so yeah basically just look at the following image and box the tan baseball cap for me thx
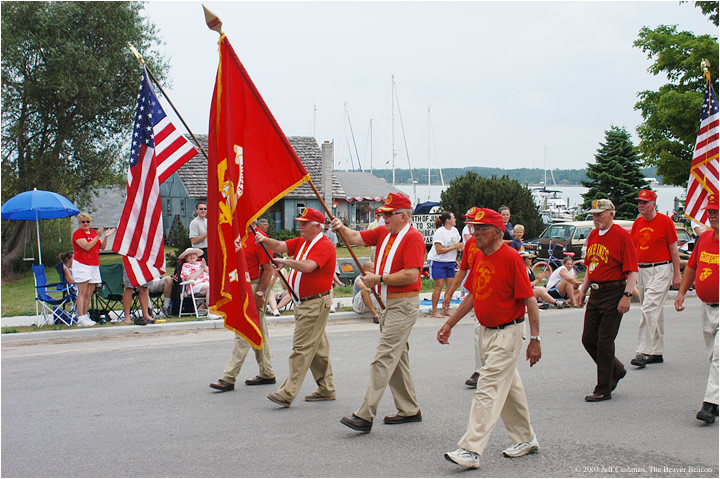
[588,199,615,213]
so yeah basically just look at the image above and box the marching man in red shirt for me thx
[630,189,682,369]
[256,208,336,407]
[437,208,542,469]
[577,199,638,402]
[332,193,426,433]
[675,194,719,423]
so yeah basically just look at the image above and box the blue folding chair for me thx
[32,264,76,327]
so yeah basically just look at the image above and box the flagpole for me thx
[306,179,386,310]
[249,224,300,303]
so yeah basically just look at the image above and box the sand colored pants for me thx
[458,321,535,455]
[702,303,719,405]
[222,280,274,384]
[275,295,335,403]
[474,321,483,372]
[355,295,420,420]
[636,263,673,356]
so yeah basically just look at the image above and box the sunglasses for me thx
[80,220,91,224]
[198,207,207,211]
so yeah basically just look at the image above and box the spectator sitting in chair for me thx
[121,268,174,325]
[352,262,381,324]
[58,251,77,295]
[179,247,210,309]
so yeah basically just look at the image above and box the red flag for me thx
[208,35,310,347]
[113,67,198,286]
[685,79,719,226]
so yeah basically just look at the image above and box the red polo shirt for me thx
[360,225,425,293]
[631,212,678,264]
[285,234,336,298]
[245,229,271,281]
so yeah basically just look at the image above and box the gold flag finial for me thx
[203,4,223,35]
[701,59,711,82]
[128,43,145,65]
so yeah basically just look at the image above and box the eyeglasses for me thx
[198,207,207,211]
[80,220,91,224]
[382,211,404,217]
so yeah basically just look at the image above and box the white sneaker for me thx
[502,437,539,457]
[273,310,280,316]
[554,300,566,309]
[444,448,480,468]
[330,307,336,313]
[76,315,95,327]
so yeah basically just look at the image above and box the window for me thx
[166,198,172,214]
[180,199,186,216]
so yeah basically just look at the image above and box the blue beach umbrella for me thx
[1,188,80,264]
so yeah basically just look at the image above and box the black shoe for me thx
[585,393,611,402]
[610,369,626,392]
[209,379,235,392]
[372,316,379,324]
[538,302,550,310]
[384,410,422,424]
[644,354,664,364]
[465,372,479,387]
[340,414,373,433]
[134,318,148,326]
[697,402,717,423]
[245,376,276,385]
[630,354,647,368]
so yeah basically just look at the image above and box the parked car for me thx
[539,220,634,261]
[675,225,692,247]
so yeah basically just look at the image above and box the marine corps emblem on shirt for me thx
[638,227,653,251]
[471,259,495,300]
[699,267,713,282]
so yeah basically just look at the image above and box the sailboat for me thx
[531,147,574,223]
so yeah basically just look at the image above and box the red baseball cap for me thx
[463,206,480,218]
[706,194,719,210]
[466,208,505,231]
[377,192,412,212]
[635,189,657,201]
[294,207,325,223]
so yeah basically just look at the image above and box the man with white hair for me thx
[256,208,336,408]
[630,189,681,369]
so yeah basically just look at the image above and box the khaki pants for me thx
[636,263,673,355]
[458,321,534,455]
[275,295,335,403]
[473,322,483,372]
[221,280,274,384]
[356,296,420,420]
[702,303,719,404]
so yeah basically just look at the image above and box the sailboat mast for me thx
[427,106,431,199]
[369,118,373,174]
[391,74,396,186]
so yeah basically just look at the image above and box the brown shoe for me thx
[209,379,235,392]
[383,410,422,424]
[304,391,336,402]
[340,414,372,433]
[465,372,479,387]
[267,392,291,408]
[584,393,611,402]
[245,376,276,386]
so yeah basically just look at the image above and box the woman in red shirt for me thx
[72,213,115,326]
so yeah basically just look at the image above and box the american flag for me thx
[113,67,198,287]
[685,80,719,226]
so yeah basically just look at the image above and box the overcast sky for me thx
[142,1,717,174]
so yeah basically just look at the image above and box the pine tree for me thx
[581,126,648,220]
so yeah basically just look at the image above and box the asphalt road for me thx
[2,300,718,477]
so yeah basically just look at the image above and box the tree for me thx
[581,126,648,220]
[1,2,167,274]
[633,2,719,185]
[440,173,545,239]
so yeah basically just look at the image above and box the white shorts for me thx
[188,280,209,295]
[72,259,101,284]
[352,291,380,314]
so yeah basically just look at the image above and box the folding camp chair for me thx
[129,276,166,319]
[90,263,127,323]
[32,264,76,327]
[179,279,207,318]
[55,262,78,298]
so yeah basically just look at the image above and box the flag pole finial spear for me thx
[128,43,145,65]
[203,4,224,35]
[702,59,711,83]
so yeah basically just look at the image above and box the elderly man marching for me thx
[209,221,276,392]
[255,208,336,407]
[630,189,682,369]
[331,192,426,433]
[675,194,719,424]
[577,199,638,402]
[437,208,541,469]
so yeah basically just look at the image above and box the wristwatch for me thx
[530,335,541,342]
[379,275,384,284]
[256,291,264,297]
[623,292,632,297]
